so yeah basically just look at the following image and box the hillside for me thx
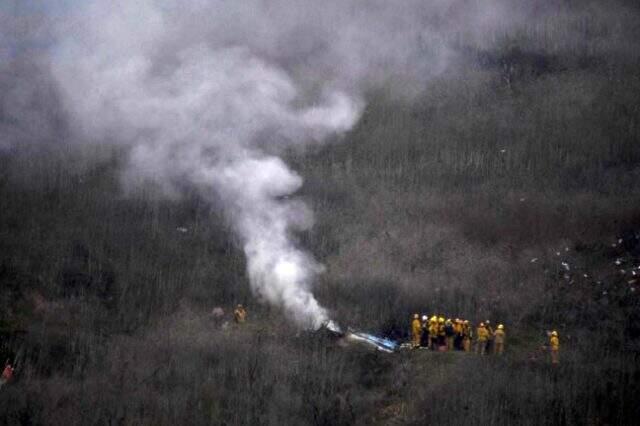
[2,1,640,424]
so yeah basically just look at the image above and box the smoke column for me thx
[50,1,365,328]
[44,0,511,328]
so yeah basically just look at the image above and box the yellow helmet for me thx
[430,316,437,322]
[497,324,504,330]
[551,331,558,337]
[463,320,469,324]
[438,317,445,323]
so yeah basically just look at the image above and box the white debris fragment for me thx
[612,243,617,247]
[177,227,188,233]
[602,291,608,295]
[618,238,623,243]
[620,270,626,274]
[615,259,622,265]
[565,247,569,252]
[500,149,507,153]
[561,262,570,271]
[556,252,561,256]
[530,258,538,263]
[583,274,588,278]
[519,198,526,202]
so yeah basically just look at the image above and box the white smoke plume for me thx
[43,0,511,328]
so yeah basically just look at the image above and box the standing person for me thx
[437,317,446,350]
[234,304,247,324]
[0,360,14,390]
[444,319,455,351]
[462,320,472,352]
[428,316,438,350]
[493,324,506,355]
[420,315,430,348]
[549,331,560,364]
[411,314,422,348]
[475,323,489,355]
[453,319,463,350]
[485,320,494,354]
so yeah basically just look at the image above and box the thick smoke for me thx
[9,0,527,328]
[51,1,369,329]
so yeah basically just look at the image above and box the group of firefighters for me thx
[410,314,561,363]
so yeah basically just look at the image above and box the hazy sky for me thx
[0,0,78,15]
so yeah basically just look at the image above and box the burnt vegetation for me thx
[2,2,640,425]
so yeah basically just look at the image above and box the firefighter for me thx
[462,320,472,352]
[411,314,422,348]
[444,319,455,351]
[233,304,247,324]
[493,324,506,355]
[437,317,446,349]
[453,318,464,350]
[428,316,439,350]
[549,331,560,364]
[420,315,430,347]
[475,322,489,355]
[485,320,494,354]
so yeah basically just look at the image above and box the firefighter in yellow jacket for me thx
[411,314,422,348]
[233,304,247,323]
[437,317,446,349]
[475,322,489,355]
[493,324,506,355]
[428,316,438,350]
[462,320,472,352]
[549,331,560,364]
[453,319,463,350]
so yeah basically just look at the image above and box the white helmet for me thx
[422,315,428,321]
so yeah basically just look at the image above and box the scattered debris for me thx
[346,330,398,352]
